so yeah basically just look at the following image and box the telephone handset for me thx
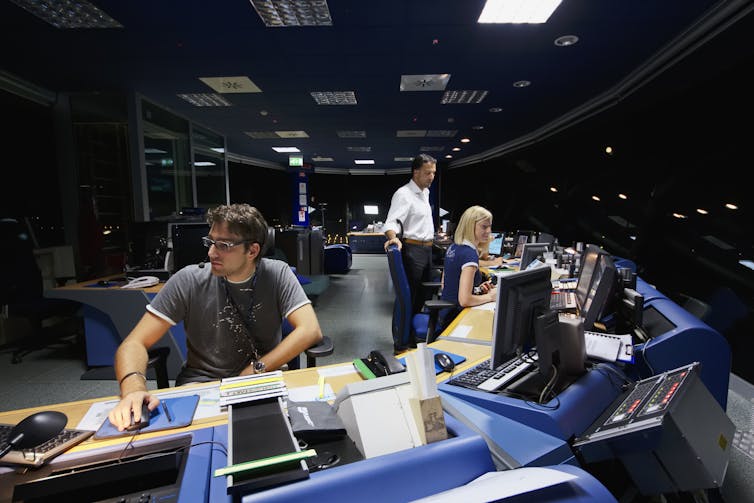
[366,350,406,376]
[121,276,161,289]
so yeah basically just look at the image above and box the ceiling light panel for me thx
[394,157,413,162]
[441,90,489,104]
[310,91,357,105]
[275,131,309,138]
[354,160,375,165]
[250,0,333,27]
[400,74,451,92]
[346,146,372,152]
[478,0,563,24]
[9,0,123,28]
[396,130,427,138]
[199,76,262,93]
[245,131,280,139]
[337,131,367,138]
[426,130,458,138]
[177,94,232,107]
[272,146,300,153]
[420,146,445,152]
[312,156,334,162]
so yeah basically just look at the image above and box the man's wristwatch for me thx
[252,360,266,374]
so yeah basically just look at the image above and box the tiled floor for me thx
[0,253,752,501]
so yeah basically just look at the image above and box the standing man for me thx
[108,204,323,430]
[384,154,437,349]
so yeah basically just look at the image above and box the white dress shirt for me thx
[384,179,434,241]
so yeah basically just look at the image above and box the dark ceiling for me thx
[2,0,751,173]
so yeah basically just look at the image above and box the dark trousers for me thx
[402,242,433,315]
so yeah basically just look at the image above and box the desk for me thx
[346,232,385,253]
[45,276,187,379]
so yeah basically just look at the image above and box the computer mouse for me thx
[434,352,455,373]
[125,403,151,431]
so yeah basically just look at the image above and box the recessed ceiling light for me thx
[696,208,709,215]
[472,125,485,130]
[445,155,452,159]
[488,107,503,113]
[478,0,563,24]
[554,35,579,47]
[177,94,232,107]
[275,131,309,138]
[8,0,123,28]
[310,91,357,105]
[272,147,300,153]
[452,147,461,152]
[618,193,628,200]
[550,187,558,193]
[441,90,488,104]
[725,203,738,210]
[592,195,601,202]
[194,161,216,167]
[250,0,333,27]
[513,80,531,88]
[354,160,374,165]
[460,138,471,143]
[672,212,687,219]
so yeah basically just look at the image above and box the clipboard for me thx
[94,394,200,439]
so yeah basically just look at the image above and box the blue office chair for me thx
[386,244,454,351]
[281,318,334,370]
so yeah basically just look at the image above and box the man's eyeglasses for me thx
[201,236,251,252]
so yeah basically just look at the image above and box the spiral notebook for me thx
[94,394,200,439]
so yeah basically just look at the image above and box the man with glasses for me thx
[107,204,323,430]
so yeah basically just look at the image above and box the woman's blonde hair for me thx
[453,206,493,251]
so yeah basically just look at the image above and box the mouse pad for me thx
[398,348,466,375]
[94,394,200,439]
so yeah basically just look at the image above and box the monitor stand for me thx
[500,364,581,403]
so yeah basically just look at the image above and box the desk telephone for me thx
[358,350,406,378]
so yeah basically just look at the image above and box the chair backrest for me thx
[386,244,413,348]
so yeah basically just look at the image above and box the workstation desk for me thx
[45,275,187,379]
[0,348,616,502]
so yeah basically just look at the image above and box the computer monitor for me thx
[581,252,617,330]
[169,222,210,272]
[519,242,550,270]
[535,232,555,246]
[490,266,552,368]
[574,244,603,310]
[488,234,504,256]
[512,234,530,258]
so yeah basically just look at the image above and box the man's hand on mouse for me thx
[108,391,159,431]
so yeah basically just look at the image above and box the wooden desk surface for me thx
[438,306,494,344]
[0,335,492,455]
[52,273,163,294]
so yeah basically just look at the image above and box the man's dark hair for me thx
[412,154,436,171]
[207,204,267,257]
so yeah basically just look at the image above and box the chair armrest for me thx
[422,300,456,344]
[421,281,442,289]
[305,335,334,368]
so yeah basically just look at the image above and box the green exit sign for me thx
[289,155,303,167]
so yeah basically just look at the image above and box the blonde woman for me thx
[437,206,498,332]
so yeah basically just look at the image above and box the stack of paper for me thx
[219,371,287,406]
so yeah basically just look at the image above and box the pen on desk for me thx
[162,401,173,422]
[318,375,326,399]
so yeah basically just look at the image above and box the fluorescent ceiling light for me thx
[354,160,375,165]
[364,205,379,215]
[272,147,300,153]
[144,148,167,154]
[739,260,754,271]
[310,91,357,105]
[194,161,216,166]
[275,130,309,138]
[177,93,232,107]
[250,0,333,27]
[478,0,562,24]
[312,156,334,162]
[211,147,225,153]
[199,76,262,93]
[8,0,123,28]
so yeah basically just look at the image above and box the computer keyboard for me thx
[550,290,576,310]
[447,351,537,393]
[0,424,93,467]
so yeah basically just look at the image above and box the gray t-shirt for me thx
[147,258,310,380]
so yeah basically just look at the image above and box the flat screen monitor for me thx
[519,242,550,270]
[490,266,552,368]
[574,244,603,309]
[535,232,555,246]
[488,234,504,256]
[581,252,617,330]
[512,234,530,258]
[169,222,210,272]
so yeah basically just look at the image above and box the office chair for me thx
[386,244,454,350]
[0,218,82,363]
[281,318,334,370]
